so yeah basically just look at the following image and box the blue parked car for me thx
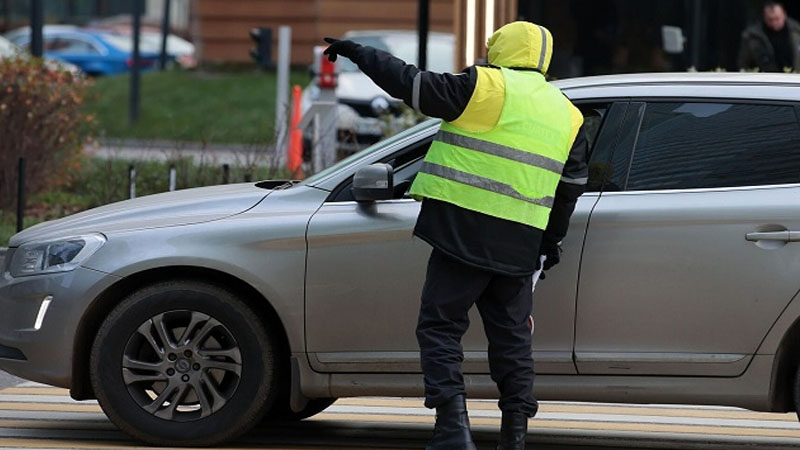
[5,26,162,76]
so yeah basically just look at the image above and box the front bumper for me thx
[0,255,120,388]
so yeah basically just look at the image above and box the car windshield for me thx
[295,119,440,188]
[338,34,454,74]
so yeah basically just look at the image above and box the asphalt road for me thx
[0,382,798,450]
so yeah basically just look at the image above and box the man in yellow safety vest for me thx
[324,21,587,450]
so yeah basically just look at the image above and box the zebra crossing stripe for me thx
[1,383,800,446]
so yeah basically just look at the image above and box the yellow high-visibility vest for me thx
[409,66,581,230]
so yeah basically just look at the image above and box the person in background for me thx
[738,0,800,72]
[323,21,587,450]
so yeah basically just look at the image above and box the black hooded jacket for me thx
[343,44,589,276]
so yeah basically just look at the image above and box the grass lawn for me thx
[85,68,310,143]
[0,216,42,248]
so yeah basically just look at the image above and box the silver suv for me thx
[2,73,800,446]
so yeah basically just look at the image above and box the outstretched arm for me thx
[323,38,476,121]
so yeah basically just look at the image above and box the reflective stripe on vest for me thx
[435,130,564,175]
[420,161,555,208]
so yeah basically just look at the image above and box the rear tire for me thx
[90,280,278,446]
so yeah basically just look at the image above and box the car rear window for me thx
[625,102,800,190]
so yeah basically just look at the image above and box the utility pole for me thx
[417,0,429,71]
[30,0,43,57]
[16,158,25,232]
[689,0,704,70]
[275,26,292,156]
[130,0,142,124]
[2,0,11,33]
[67,0,77,19]
[159,0,171,70]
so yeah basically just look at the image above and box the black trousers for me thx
[416,248,538,417]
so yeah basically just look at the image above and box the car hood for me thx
[9,183,270,247]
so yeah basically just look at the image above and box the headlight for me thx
[9,234,106,277]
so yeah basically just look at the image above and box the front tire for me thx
[90,280,277,446]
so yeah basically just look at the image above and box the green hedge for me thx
[1,157,289,246]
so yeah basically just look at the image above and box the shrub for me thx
[0,56,92,211]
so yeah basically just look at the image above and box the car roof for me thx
[553,72,800,102]
[7,24,79,34]
[8,27,105,41]
[4,24,77,41]
[554,72,800,89]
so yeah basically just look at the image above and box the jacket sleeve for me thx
[347,44,476,121]
[540,126,589,250]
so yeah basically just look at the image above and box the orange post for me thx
[287,85,304,179]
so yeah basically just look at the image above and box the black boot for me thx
[426,394,477,450]
[497,411,528,450]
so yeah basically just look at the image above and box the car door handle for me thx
[745,231,800,242]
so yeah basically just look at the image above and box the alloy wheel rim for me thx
[122,310,242,422]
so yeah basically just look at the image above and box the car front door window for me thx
[328,138,432,202]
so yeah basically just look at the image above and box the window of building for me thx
[625,102,800,191]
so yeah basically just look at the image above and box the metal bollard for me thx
[129,165,136,199]
[16,157,26,232]
[169,165,177,191]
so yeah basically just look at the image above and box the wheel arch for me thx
[768,315,800,412]
[70,265,291,401]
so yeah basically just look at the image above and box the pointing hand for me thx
[323,37,360,62]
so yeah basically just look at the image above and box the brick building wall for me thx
[194,0,455,65]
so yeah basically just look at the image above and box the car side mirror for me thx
[352,163,394,202]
